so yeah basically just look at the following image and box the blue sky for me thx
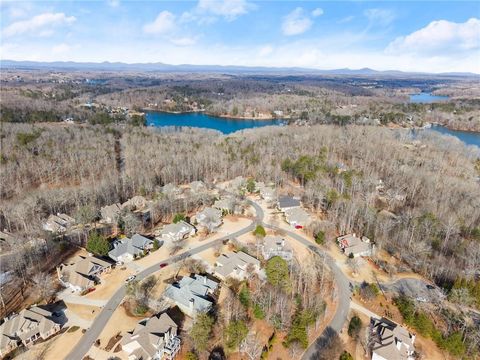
[1,0,479,72]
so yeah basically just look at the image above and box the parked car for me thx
[125,275,136,283]
[160,263,168,268]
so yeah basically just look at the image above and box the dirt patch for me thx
[65,303,101,321]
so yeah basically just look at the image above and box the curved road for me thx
[247,201,351,360]
[67,199,349,360]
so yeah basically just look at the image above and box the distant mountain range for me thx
[1,59,478,78]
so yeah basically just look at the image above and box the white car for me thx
[125,275,136,283]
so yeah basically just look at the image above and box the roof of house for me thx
[263,235,292,253]
[284,207,309,224]
[164,275,219,314]
[159,221,195,237]
[278,196,300,209]
[108,234,153,260]
[371,317,415,360]
[59,255,112,289]
[162,183,181,195]
[0,306,58,350]
[189,181,206,192]
[100,203,122,222]
[122,196,148,210]
[197,207,222,221]
[215,251,260,278]
[121,313,177,359]
[337,234,371,255]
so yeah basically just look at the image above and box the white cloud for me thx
[52,43,71,54]
[3,12,76,38]
[312,8,323,17]
[107,0,120,8]
[197,0,254,21]
[282,8,313,36]
[169,36,198,46]
[386,18,480,55]
[143,11,176,35]
[338,15,354,24]
[364,8,395,26]
[259,45,273,57]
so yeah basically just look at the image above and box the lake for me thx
[428,125,480,148]
[409,92,449,103]
[146,111,282,134]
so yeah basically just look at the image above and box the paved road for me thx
[247,201,352,360]
[67,212,260,360]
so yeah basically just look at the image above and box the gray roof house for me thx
[261,236,293,261]
[277,196,301,212]
[213,197,236,214]
[196,207,223,232]
[259,186,277,202]
[158,221,196,243]
[369,317,415,360]
[57,255,113,293]
[214,251,260,280]
[284,207,310,228]
[43,213,75,233]
[100,203,122,224]
[337,234,373,258]
[121,312,181,360]
[0,306,61,357]
[163,274,219,317]
[108,234,153,263]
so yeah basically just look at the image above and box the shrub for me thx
[86,233,110,256]
[225,320,248,350]
[266,256,289,288]
[190,313,214,352]
[238,285,251,308]
[173,213,186,223]
[253,224,266,237]
[348,315,362,338]
[253,303,266,319]
[339,351,353,360]
[315,231,325,245]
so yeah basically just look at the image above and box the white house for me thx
[337,234,373,258]
[158,221,196,243]
[108,234,153,263]
[261,235,293,261]
[196,207,223,232]
[214,251,260,280]
[284,207,310,228]
[57,255,112,293]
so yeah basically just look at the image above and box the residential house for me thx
[259,186,277,202]
[108,234,153,263]
[121,312,181,360]
[122,196,148,211]
[337,234,373,258]
[277,196,301,212]
[158,221,196,243]
[163,274,219,317]
[43,213,75,233]
[196,207,223,232]
[369,317,415,360]
[214,251,260,280]
[100,203,122,224]
[57,255,112,292]
[261,235,293,261]
[284,207,310,228]
[213,196,236,214]
[0,306,61,357]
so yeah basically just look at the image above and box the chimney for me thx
[203,276,207,285]
[189,298,195,311]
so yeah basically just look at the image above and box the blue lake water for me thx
[146,111,282,134]
[409,92,449,103]
[428,125,480,148]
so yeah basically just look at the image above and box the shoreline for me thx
[142,108,287,122]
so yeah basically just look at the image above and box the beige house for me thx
[214,251,260,280]
[121,312,181,360]
[57,255,112,293]
[369,317,416,360]
[0,307,61,357]
[337,233,373,258]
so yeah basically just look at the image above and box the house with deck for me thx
[261,235,293,261]
[57,255,112,292]
[121,312,181,360]
[337,233,373,258]
[163,274,219,317]
[369,317,416,360]
[0,306,61,357]
[108,234,154,263]
[158,221,196,243]
[214,251,260,280]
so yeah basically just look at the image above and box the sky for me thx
[1,0,479,73]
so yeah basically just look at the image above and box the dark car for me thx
[160,263,168,268]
